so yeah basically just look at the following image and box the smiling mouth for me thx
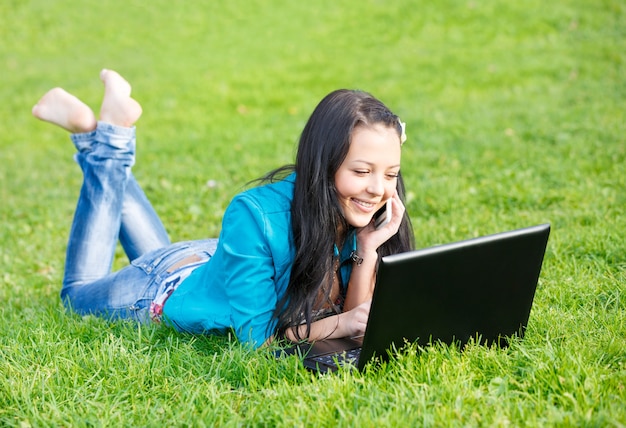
[351,198,377,210]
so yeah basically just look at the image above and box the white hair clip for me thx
[399,120,407,145]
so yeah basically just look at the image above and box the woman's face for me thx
[334,123,401,228]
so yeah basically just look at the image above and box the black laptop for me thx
[278,223,551,373]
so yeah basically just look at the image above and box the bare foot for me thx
[99,69,142,127]
[32,88,97,133]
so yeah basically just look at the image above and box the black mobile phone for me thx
[374,200,392,229]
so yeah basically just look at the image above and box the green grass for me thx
[1,0,624,426]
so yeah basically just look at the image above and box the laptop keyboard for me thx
[311,348,361,368]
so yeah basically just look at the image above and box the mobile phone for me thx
[374,199,392,229]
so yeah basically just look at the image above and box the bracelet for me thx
[349,251,364,266]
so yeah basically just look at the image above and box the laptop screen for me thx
[357,223,550,370]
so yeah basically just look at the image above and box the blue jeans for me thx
[61,122,217,323]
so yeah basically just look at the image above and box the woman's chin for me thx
[346,216,373,229]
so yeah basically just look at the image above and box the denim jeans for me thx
[60,122,217,323]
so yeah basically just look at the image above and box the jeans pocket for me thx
[130,242,192,275]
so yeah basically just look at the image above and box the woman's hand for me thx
[357,190,406,255]
[337,300,371,337]
[285,300,371,342]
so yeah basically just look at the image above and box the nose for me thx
[366,174,385,196]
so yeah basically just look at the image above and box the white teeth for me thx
[353,199,375,208]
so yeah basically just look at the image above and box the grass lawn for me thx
[1,0,624,426]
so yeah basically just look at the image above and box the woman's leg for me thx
[119,175,171,262]
[32,70,170,316]
[32,71,219,322]
[97,69,171,259]
[33,71,170,264]
[64,120,137,287]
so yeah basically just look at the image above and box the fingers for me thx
[355,300,371,331]
[373,192,403,235]
[390,191,406,224]
[342,301,371,336]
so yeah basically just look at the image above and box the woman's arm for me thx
[284,300,371,342]
[343,250,377,311]
[343,192,406,311]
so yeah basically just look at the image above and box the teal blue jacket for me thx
[163,173,355,348]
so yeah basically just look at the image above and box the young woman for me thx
[32,69,414,348]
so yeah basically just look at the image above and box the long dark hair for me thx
[266,89,414,340]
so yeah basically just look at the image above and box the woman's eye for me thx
[354,170,369,175]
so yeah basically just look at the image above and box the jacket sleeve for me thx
[219,192,279,347]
